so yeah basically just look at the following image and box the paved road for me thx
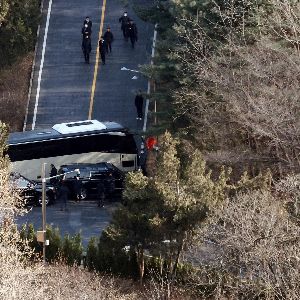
[20,0,154,245]
[25,0,153,131]
[17,201,118,247]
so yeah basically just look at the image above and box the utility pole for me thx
[41,162,47,265]
[37,166,80,265]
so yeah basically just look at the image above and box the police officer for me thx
[49,164,58,186]
[83,16,92,30]
[103,26,114,53]
[105,173,115,201]
[82,35,92,64]
[135,90,144,120]
[97,180,105,207]
[82,23,91,40]
[58,180,69,211]
[119,12,130,39]
[98,36,106,65]
[72,175,83,202]
[127,20,138,48]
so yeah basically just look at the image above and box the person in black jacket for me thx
[83,16,92,30]
[58,180,69,211]
[118,12,130,39]
[72,175,83,202]
[98,36,106,65]
[103,27,114,53]
[97,180,105,207]
[135,90,144,120]
[49,164,58,186]
[82,35,92,63]
[81,23,91,40]
[127,20,138,48]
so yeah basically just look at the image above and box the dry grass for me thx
[0,53,33,132]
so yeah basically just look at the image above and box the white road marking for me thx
[121,66,140,73]
[32,0,53,130]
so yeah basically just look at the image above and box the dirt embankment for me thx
[0,53,33,132]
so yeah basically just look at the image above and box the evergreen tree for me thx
[0,0,40,67]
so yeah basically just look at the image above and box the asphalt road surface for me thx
[25,0,153,131]
[17,201,118,247]
[20,0,154,245]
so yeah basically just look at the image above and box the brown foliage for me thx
[187,189,300,299]
[0,53,33,132]
[175,0,300,175]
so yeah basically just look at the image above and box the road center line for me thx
[32,0,53,130]
[88,0,107,120]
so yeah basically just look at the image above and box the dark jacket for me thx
[72,178,82,194]
[99,40,106,54]
[82,37,92,53]
[82,26,92,39]
[135,94,144,108]
[58,184,69,202]
[49,166,58,185]
[103,31,114,43]
[127,23,138,40]
[119,16,130,29]
[83,20,92,29]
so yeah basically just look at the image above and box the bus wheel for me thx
[38,194,50,206]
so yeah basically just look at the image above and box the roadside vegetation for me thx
[0,0,40,131]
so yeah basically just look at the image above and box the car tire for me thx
[79,188,87,200]
[38,194,51,206]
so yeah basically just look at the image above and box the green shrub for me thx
[0,0,41,67]
[85,237,98,271]
[46,226,62,262]
[62,233,83,266]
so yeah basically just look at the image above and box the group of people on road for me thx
[119,12,138,48]
[81,13,144,121]
[49,164,116,211]
[81,12,138,65]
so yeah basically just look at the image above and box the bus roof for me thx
[8,120,127,145]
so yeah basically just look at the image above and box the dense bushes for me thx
[20,224,83,265]
[0,0,40,67]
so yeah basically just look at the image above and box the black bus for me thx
[7,120,142,180]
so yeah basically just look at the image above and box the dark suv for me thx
[10,173,56,206]
[58,163,125,201]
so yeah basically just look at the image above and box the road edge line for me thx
[88,0,107,120]
[31,0,53,130]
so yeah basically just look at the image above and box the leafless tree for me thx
[187,189,300,299]
[174,0,300,173]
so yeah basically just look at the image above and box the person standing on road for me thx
[103,26,114,53]
[83,16,92,30]
[81,23,92,63]
[98,36,106,65]
[49,164,58,185]
[119,12,130,40]
[135,90,144,120]
[58,180,69,211]
[105,173,115,202]
[97,180,105,207]
[82,23,92,40]
[127,20,138,48]
[82,36,92,64]
[73,175,83,202]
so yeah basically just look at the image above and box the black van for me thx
[58,163,125,201]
